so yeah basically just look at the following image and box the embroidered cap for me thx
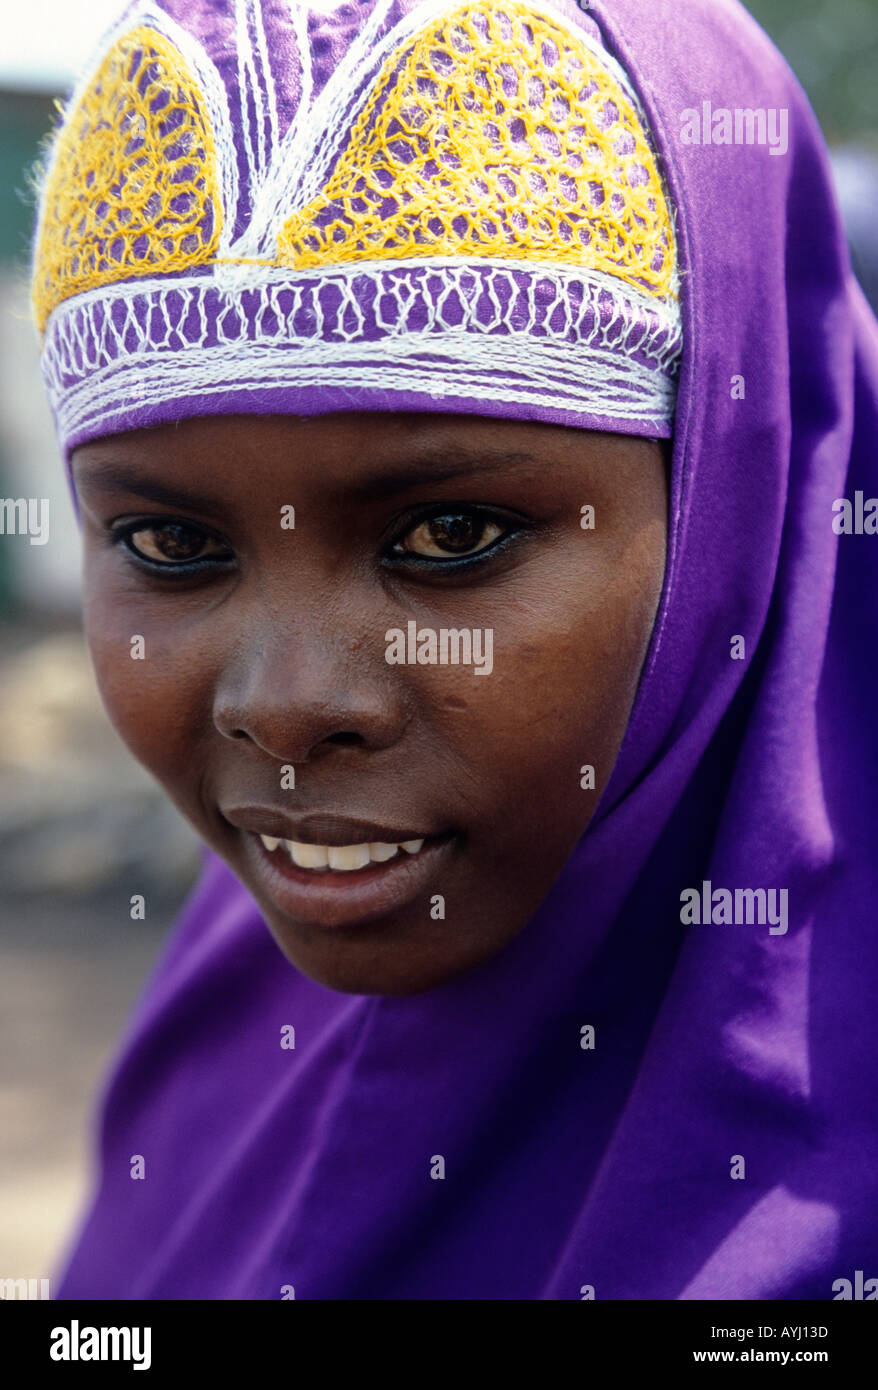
[30,0,683,461]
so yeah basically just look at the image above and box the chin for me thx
[261,922,434,996]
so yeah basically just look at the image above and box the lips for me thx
[222,806,438,848]
[223,805,457,929]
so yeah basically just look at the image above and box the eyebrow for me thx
[347,450,541,500]
[71,467,225,513]
[71,449,543,512]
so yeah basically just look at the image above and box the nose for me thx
[213,606,410,762]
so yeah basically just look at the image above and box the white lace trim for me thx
[54,338,678,445]
[42,256,681,443]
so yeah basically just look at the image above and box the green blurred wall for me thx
[0,90,57,272]
[744,0,878,144]
[0,92,57,605]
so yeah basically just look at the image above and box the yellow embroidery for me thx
[277,2,674,297]
[32,26,222,332]
[33,4,677,332]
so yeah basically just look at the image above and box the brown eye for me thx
[124,522,230,565]
[398,512,505,559]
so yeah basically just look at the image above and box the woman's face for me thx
[72,411,667,994]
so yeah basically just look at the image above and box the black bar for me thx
[3,1298,874,1374]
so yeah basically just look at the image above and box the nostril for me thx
[325,731,362,746]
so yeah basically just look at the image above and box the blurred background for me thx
[1,0,877,1291]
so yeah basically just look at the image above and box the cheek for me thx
[417,539,663,825]
[81,572,212,790]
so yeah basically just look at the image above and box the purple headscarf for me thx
[51,0,878,1299]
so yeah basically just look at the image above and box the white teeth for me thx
[368,842,399,863]
[258,833,428,870]
[288,841,329,869]
[327,844,371,871]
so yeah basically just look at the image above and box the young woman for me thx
[30,0,878,1298]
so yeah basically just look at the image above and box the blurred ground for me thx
[0,615,201,1286]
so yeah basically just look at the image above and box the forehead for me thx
[70,411,573,474]
[69,412,664,519]
[71,410,650,461]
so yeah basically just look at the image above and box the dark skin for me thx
[71,411,667,995]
